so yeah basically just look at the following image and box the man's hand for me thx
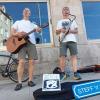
[60,28,66,33]
[56,28,66,35]
[36,27,42,33]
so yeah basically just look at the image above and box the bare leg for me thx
[59,56,67,80]
[59,56,66,72]
[71,55,77,72]
[17,59,25,83]
[71,55,81,80]
[28,59,35,81]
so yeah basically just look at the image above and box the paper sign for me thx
[42,74,61,91]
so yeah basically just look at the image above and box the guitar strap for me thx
[25,36,29,40]
[24,36,30,44]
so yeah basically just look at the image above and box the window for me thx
[0,1,52,50]
[82,2,100,40]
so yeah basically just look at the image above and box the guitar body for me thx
[6,36,26,54]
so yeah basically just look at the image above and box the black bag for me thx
[33,80,96,100]
[53,67,62,74]
[33,82,74,100]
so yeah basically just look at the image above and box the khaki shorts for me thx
[60,41,78,57]
[18,41,38,60]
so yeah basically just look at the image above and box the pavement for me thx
[0,72,100,100]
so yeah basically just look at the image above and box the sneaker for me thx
[73,72,81,80]
[14,83,22,91]
[60,72,67,81]
[28,81,36,87]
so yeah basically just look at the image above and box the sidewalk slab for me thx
[0,73,100,100]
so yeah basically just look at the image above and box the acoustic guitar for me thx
[6,23,49,54]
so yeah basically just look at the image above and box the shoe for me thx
[14,83,22,91]
[60,72,67,81]
[28,81,36,87]
[73,72,81,80]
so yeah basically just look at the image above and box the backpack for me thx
[53,67,62,74]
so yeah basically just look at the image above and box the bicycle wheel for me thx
[0,54,11,74]
[8,59,29,83]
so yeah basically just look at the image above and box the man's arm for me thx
[11,28,18,36]
[11,28,26,37]
[56,28,67,35]
[35,27,41,33]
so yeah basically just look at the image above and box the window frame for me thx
[82,0,100,43]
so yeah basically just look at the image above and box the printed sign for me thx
[72,80,100,99]
[42,74,61,91]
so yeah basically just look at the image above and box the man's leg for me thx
[69,42,81,80]
[71,55,77,72]
[59,56,67,80]
[27,42,37,87]
[28,59,35,81]
[59,56,66,72]
[28,59,36,87]
[59,42,67,80]
[71,55,81,80]
[14,45,26,91]
[15,59,25,91]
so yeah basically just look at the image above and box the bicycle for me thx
[0,53,29,83]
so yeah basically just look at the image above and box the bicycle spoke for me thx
[9,60,29,82]
[0,54,29,83]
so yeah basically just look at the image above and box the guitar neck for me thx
[24,23,48,37]
[26,29,36,36]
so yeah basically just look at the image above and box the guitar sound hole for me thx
[18,38,22,41]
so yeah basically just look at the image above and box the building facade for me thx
[0,0,100,75]
[0,5,12,48]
